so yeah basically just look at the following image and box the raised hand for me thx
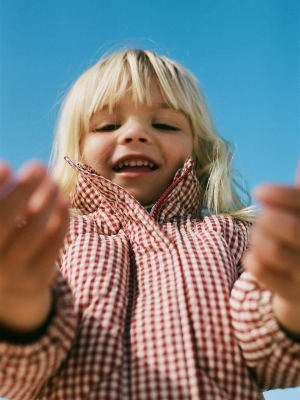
[244,161,300,335]
[0,160,69,332]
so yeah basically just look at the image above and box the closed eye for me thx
[94,124,120,132]
[152,123,179,131]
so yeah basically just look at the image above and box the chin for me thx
[130,193,160,206]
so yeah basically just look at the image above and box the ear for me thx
[295,158,300,188]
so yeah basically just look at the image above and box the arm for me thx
[0,161,69,330]
[230,161,300,390]
[244,178,300,336]
[0,161,77,399]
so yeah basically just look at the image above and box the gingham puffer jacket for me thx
[0,158,300,400]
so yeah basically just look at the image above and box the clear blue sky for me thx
[0,1,299,398]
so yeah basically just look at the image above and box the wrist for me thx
[272,293,300,336]
[0,288,53,332]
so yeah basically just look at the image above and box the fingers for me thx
[248,226,300,273]
[0,160,69,330]
[33,197,69,280]
[243,251,300,303]
[0,161,47,245]
[11,197,70,295]
[244,226,300,303]
[255,207,300,250]
[0,160,70,297]
[254,184,300,213]
[1,177,60,264]
[245,180,300,303]
[0,162,11,186]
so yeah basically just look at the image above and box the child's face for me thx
[82,82,193,205]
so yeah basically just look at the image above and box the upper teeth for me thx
[117,160,154,169]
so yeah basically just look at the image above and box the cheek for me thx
[82,136,105,165]
[174,136,194,164]
[81,142,93,164]
[165,143,193,180]
[185,138,194,158]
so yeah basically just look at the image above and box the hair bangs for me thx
[83,50,193,120]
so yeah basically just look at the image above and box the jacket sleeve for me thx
[210,215,300,390]
[0,267,78,400]
[230,268,300,390]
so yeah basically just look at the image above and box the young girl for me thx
[0,49,299,400]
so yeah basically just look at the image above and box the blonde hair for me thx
[50,49,255,221]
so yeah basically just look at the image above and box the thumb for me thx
[295,158,300,188]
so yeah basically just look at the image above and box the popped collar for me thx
[67,156,203,226]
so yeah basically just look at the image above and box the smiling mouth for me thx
[113,159,158,172]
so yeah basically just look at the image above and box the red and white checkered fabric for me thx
[1,158,299,399]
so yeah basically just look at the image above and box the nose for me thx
[119,120,150,144]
